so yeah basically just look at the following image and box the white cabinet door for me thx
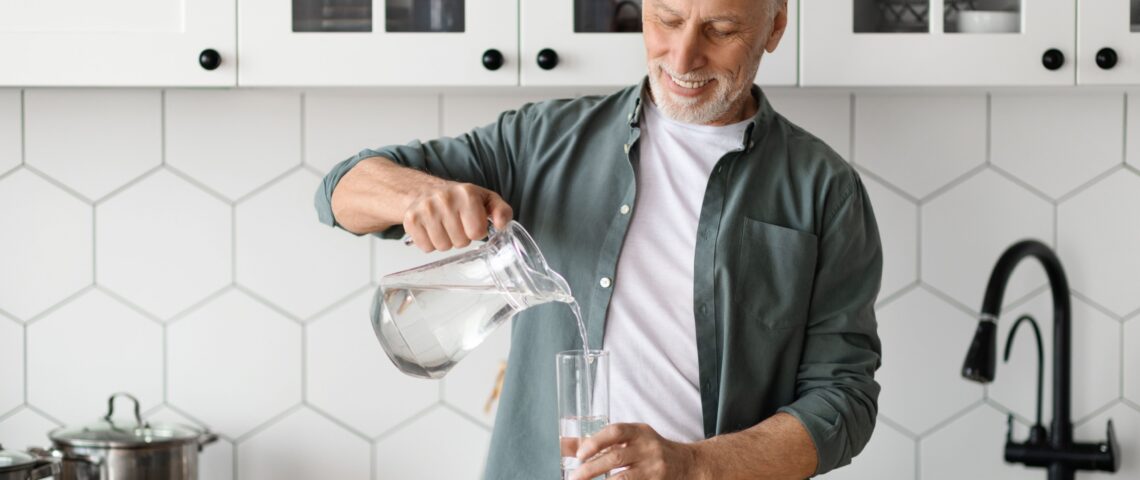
[0,0,235,86]
[520,0,798,87]
[240,0,517,86]
[802,0,1075,86]
[1078,0,1140,84]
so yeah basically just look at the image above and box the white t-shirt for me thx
[602,97,751,442]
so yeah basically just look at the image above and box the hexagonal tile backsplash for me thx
[1,87,1137,480]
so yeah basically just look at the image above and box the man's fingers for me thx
[440,207,471,248]
[458,201,489,241]
[572,445,638,480]
[422,216,454,251]
[485,193,514,231]
[577,423,638,461]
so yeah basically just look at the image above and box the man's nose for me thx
[670,26,706,74]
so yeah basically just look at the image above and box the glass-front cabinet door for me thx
[1078,0,1140,84]
[0,0,235,86]
[240,0,517,85]
[520,0,799,86]
[802,0,1075,86]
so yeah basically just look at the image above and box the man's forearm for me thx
[330,156,448,234]
[693,412,818,480]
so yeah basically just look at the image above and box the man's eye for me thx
[711,29,735,38]
[659,17,682,28]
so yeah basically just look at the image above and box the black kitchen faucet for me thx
[961,239,1120,480]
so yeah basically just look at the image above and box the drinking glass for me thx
[557,350,609,480]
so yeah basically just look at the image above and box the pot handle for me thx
[104,392,147,428]
[28,446,103,467]
[197,431,219,452]
[23,448,61,480]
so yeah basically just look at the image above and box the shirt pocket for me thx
[730,218,819,330]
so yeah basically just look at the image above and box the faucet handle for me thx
[1102,419,1120,473]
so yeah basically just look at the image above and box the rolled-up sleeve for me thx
[313,105,533,238]
[776,171,883,476]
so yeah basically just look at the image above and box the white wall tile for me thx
[922,169,1052,309]
[236,169,369,319]
[306,290,438,438]
[862,174,917,301]
[0,408,59,451]
[146,406,234,480]
[374,407,489,480]
[96,169,230,320]
[442,318,511,428]
[168,289,301,437]
[442,93,564,137]
[992,92,1122,200]
[765,89,851,157]
[304,92,439,174]
[165,90,300,201]
[875,288,982,435]
[920,405,1040,480]
[1128,318,1139,406]
[1058,170,1140,317]
[24,89,161,201]
[1074,403,1140,480]
[0,90,20,176]
[817,422,914,480]
[26,289,162,426]
[237,408,370,480]
[0,169,91,321]
[988,292,1122,425]
[0,314,22,415]
[854,93,986,199]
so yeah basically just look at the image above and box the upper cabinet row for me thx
[0,0,1136,87]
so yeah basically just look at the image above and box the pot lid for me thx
[50,393,202,449]
[0,444,37,473]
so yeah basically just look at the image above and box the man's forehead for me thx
[649,0,763,22]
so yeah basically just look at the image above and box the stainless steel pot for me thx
[47,393,217,480]
[0,444,57,480]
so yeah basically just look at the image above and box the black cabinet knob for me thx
[1041,49,1065,71]
[1096,47,1118,70]
[482,49,504,71]
[198,49,221,71]
[536,48,559,70]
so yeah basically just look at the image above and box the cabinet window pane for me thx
[386,0,465,32]
[576,0,643,33]
[1132,0,1140,32]
[293,0,372,32]
[946,0,1021,34]
[854,0,930,33]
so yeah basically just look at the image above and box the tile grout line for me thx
[231,204,237,283]
[301,323,307,403]
[163,323,169,403]
[985,92,992,165]
[1123,92,1128,167]
[160,89,167,166]
[19,89,26,166]
[22,321,27,404]
[298,92,306,168]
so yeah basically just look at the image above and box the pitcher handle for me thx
[401,220,498,247]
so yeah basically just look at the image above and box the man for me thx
[315,0,882,478]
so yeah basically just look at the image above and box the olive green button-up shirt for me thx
[315,80,883,478]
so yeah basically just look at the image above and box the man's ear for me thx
[765,0,789,53]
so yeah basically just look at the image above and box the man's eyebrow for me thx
[651,0,683,17]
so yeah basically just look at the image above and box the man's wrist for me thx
[690,440,719,480]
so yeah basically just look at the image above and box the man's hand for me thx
[571,423,707,480]
[403,181,513,253]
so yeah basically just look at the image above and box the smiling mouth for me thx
[666,72,712,90]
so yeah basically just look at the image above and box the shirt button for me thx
[599,277,612,289]
[619,204,631,215]
[623,144,630,154]
[699,305,707,314]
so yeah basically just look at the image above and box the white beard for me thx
[647,59,749,125]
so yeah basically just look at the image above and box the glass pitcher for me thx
[372,220,572,379]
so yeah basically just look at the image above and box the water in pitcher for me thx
[374,274,591,379]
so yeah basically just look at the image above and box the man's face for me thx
[643,0,787,125]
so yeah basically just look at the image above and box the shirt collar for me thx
[626,76,774,152]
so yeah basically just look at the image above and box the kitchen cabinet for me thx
[239,0,517,86]
[0,0,235,86]
[1077,0,1140,84]
[519,0,798,86]
[801,0,1075,86]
